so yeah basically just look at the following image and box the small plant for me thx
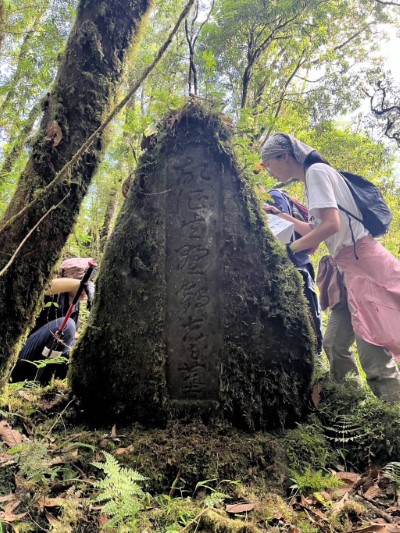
[290,466,344,495]
[11,440,58,488]
[92,451,149,531]
[382,462,400,492]
[194,478,234,508]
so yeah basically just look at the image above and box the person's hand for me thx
[263,203,281,215]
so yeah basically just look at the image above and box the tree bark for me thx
[70,101,315,430]
[0,0,151,384]
[99,185,121,253]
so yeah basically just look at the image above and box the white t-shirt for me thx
[305,163,369,257]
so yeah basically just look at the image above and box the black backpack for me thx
[338,170,393,237]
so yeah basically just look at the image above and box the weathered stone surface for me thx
[70,102,315,429]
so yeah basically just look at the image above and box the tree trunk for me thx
[99,186,121,253]
[70,101,315,431]
[0,0,151,384]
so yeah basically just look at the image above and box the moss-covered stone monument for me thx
[70,101,315,429]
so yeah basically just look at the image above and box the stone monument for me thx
[70,101,315,429]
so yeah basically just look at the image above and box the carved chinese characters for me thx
[165,148,222,400]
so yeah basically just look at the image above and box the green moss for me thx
[283,417,335,473]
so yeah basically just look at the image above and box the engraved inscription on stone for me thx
[165,148,222,400]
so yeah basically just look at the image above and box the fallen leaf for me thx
[364,485,385,500]
[312,491,332,506]
[0,494,16,503]
[114,446,133,455]
[37,496,67,511]
[49,455,65,465]
[335,471,361,485]
[0,420,25,446]
[353,524,397,532]
[45,510,62,528]
[0,500,27,522]
[0,452,15,466]
[225,502,255,513]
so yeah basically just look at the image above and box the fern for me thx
[382,462,400,489]
[92,451,148,531]
[290,466,344,495]
[323,414,369,445]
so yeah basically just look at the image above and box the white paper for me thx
[42,346,63,359]
[267,214,294,244]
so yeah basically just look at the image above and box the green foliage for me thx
[283,419,335,473]
[382,462,400,491]
[317,376,400,467]
[0,0,78,216]
[194,477,239,508]
[289,466,344,495]
[13,440,58,487]
[92,451,149,531]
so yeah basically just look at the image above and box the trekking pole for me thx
[41,260,97,360]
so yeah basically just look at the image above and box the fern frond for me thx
[382,462,400,486]
[92,451,148,530]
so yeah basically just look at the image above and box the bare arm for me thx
[290,207,340,253]
[44,278,81,296]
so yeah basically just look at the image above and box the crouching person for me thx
[11,258,94,383]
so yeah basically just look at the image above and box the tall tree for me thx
[0,0,152,384]
[197,0,399,130]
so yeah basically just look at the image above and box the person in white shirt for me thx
[261,133,400,403]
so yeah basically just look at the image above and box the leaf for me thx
[225,502,255,513]
[0,494,16,503]
[0,499,27,522]
[114,446,133,455]
[37,496,68,511]
[0,420,26,446]
[334,471,361,485]
[363,485,384,500]
[45,510,63,528]
[0,452,15,466]
[353,524,397,532]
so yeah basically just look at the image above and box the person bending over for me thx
[261,133,400,403]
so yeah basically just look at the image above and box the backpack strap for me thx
[336,178,360,259]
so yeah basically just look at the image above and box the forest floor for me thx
[1,377,400,532]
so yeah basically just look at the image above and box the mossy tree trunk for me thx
[70,101,316,431]
[0,0,152,384]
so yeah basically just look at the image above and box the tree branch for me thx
[0,193,70,277]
